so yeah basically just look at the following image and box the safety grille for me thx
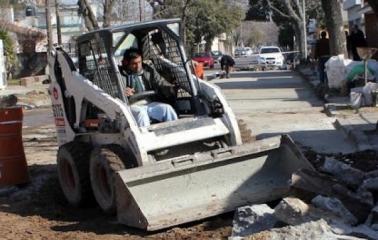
[143,29,193,99]
[78,35,122,100]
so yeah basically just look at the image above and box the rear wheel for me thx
[57,142,93,207]
[90,145,136,214]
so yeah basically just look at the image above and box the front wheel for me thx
[90,145,136,214]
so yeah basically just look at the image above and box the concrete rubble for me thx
[311,195,358,225]
[320,157,365,187]
[233,156,378,239]
[231,204,278,237]
[249,220,365,240]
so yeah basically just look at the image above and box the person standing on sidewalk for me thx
[220,54,235,79]
[350,25,367,61]
[314,31,331,86]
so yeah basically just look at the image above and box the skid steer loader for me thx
[48,19,313,231]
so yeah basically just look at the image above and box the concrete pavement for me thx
[212,70,357,154]
[298,65,378,152]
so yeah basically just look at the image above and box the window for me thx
[260,48,280,54]
[114,33,139,64]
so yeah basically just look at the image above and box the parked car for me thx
[244,47,253,56]
[258,46,285,69]
[234,48,246,58]
[192,52,215,68]
[211,50,223,63]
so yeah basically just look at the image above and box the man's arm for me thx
[144,63,176,98]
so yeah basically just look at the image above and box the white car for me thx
[258,46,285,69]
[244,47,253,56]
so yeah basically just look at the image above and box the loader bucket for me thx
[115,134,313,231]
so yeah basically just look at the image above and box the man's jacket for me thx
[121,63,175,102]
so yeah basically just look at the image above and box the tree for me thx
[156,0,243,55]
[234,21,279,47]
[245,0,269,21]
[78,0,99,31]
[266,0,307,59]
[103,0,116,27]
[0,30,16,78]
[320,0,346,56]
[78,0,128,30]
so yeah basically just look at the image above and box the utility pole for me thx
[45,0,53,52]
[55,0,62,45]
[303,0,307,60]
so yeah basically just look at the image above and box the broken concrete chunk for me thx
[365,170,378,179]
[371,224,378,231]
[321,157,365,187]
[311,195,358,225]
[248,220,364,240]
[361,177,378,191]
[274,197,311,226]
[291,169,372,223]
[348,224,378,240]
[231,204,277,237]
[274,197,360,228]
[355,187,375,207]
[365,205,378,230]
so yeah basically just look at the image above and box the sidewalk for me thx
[298,65,378,151]
[0,84,50,108]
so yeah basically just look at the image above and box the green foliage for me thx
[159,0,243,54]
[0,0,10,7]
[278,24,294,49]
[0,30,16,72]
[246,0,269,21]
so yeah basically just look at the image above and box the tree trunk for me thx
[78,0,99,31]
[293,23,305,60]
[321,0,347,56]
[103,0,115,28]
[367,0,378,17]
[180,0,192,51]
[205,38,212,53]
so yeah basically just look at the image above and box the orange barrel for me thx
[0,107,29,186]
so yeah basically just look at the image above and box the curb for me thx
[205,73,218,81]
[324,103,351,117]
[333,118,373,151]
[297,67,375,151]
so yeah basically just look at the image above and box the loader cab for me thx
[76,20,206,128]
[112,22,201,117]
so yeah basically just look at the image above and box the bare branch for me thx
[283,0,302,22]
[266,0,292,19]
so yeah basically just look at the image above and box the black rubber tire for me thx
[57,142,93,207]
[238,119,255,144]
[90,145,135,214]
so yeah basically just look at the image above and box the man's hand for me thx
[124,87,135,97]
